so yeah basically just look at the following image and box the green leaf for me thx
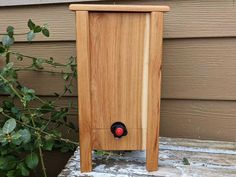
[21,87,35,95]
[6,52,10,64]
[27,19,35,30]
[16,53,23,61]
[40,103,54,114]
[20,114,30,124]
[7,26,14,38]
[2,100,14,110]
[94,150,106,156]
[43,140,54,151]
[183,157,190,165]
[0,156,17,170]
[17,163,30,176]
[0,46,5,54]
[0,130,7,143]
[27,31,35,41]
[2,35,14,47]
[63,73,70,81]
[6,62,14,69]
[11,132,22,145]
[0,107,3,113]
[34,26,42,33]
[0,157,7,170]
[6,170,15,177]
[34,58,44,69]
[18,129,31,144]
[42,28,49,37]
[51,109,68,121]
[2,118,16,134]
[25,152,39,169]
[60,146,70,153]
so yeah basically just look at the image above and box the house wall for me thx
[1,0,236,141]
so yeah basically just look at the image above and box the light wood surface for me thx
[141,13,150,146]
[75,11,92,172]
[146,12,163,171]
[89,12,147,149]
[90,12,145,129]
[69,4,170,12]
[1,1,236,42]
[92,129,146,150]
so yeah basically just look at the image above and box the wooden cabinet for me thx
[70,4,169,172]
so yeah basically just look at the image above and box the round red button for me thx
[115,127,124,136]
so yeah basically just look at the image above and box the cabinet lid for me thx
[69,4,170,12]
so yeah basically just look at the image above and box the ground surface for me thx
[58,137,236,177]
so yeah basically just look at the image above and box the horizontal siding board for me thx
[162,38,236,100]
[118,0,236,38]
[16,71,78,96]
[0,0,236,41]
[161,99,236,142]
[1,38,236,100]
[1,95,235,141]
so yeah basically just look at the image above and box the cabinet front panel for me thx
[89,12,150,131]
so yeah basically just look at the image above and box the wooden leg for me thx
[146,12,163,172]
[76,11,93,173]
[80,134,92,172]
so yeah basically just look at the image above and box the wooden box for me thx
[69,4,169,172]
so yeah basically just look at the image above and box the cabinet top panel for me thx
[69,4,170,12]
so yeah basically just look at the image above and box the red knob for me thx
[115,127,124,137]
[111,122,128,138]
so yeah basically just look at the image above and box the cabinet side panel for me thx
[76,11,92,172]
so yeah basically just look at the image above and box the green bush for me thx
[0,19,78,177]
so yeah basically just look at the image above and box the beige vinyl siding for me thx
[1,0,236,141]
[0,0,99,7]
[1,0,236,41]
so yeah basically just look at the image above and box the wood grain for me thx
[69,4,170,12]
[75,11,92,172]
[89,12,145,129]
[92,129,146,150]
[89,12,147,150]
[1,0,236,41]
[146,12,163,171]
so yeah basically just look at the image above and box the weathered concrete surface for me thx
[58,137,236,177]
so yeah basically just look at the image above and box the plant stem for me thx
[0,74,23,99]
[53,75,74,103]
[38,142,47,177]
[27,108,47,177]
[9,51,70,67]
[0,32,28,36]
[0,74,45,105]
[14,67,73,75]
